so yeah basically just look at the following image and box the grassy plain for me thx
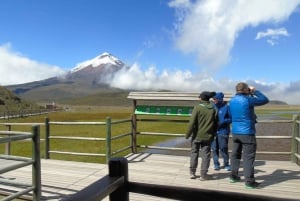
[0,105,188,163]
[0,104,299,164]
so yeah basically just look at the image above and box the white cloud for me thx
[0,43,66,85]
[106,63,300,105]
[169,0,300,70]
[255,27,290,45]
[255,28,289,40]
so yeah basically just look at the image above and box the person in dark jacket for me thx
[229,82,269,189]
[211,92,231,171]
[186,91,218,181]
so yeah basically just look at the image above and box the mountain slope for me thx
[0,86,40,111]
[6,52,128,105]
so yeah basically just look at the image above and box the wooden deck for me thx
[1,153,300,200]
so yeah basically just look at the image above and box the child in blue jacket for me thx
[211,92,232,171]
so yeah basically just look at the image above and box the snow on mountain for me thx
[70,52,124,73]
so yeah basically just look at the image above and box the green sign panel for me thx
[135,105,193,116]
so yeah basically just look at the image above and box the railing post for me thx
[5,125,11,155]
[109,157,129,201]
[131,100,137,153]
[32,125,41,201]
[106,117,112,164]
[45,117,50,159]
[291,115,299,163]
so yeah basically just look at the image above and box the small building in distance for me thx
[46,102,57,110]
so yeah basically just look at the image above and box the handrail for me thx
[291,114,300,164]
[0,118,133,164]
[0,123,44,155]
[0,125,41,201]
[0,109,53,120]
[0,123,44,126]
[49,121,106,125]
[64,157,128,201]
[44,117,132,163]
[1,114,298,165]
[136,131,292,155]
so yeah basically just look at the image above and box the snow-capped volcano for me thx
[71,52,124,73]
[7,52,128,103]
[66,52,125,85]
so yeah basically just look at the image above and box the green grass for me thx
[255,104,300,119]
[0,107,188,163]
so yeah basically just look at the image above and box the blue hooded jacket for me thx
[213,92,231,135]
[229,90,269,135]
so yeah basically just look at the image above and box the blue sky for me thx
[0,0,300,104]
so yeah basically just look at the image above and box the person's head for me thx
[212,92,224,104]
[235,82,250,94]
[199,91,216,101]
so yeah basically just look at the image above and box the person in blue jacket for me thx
[211,92,232,171]
[229,82,269,189]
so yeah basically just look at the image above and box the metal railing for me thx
[0,125,41,201]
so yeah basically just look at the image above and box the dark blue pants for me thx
[190,139,211,176]
[230,134,257,185]
[211,134,230,167]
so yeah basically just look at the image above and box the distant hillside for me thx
[59,91,132,106]
[6,52,129,106]
[269,100,288,105]
[7,77,128,104]
[0,86,42,111]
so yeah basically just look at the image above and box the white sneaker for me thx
[190,173,196,179]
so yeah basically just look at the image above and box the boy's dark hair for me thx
[199,91,216,101]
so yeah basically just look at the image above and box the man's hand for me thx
[249,86,256,92]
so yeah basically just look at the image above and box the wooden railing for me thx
[292,115,300,164]
[127,91,300,165]
[133,115,299,162]
[1,123,44,156]
[0,118,132,164]
[44,117,133,163]
[0,125,41,201]
[0,109,53,120]
[0,115,299,165]
[66,157,299,201]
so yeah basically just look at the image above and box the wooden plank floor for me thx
[0,153,300,200]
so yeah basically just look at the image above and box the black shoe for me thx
[245,181,260,189]
[200,174,213,181]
